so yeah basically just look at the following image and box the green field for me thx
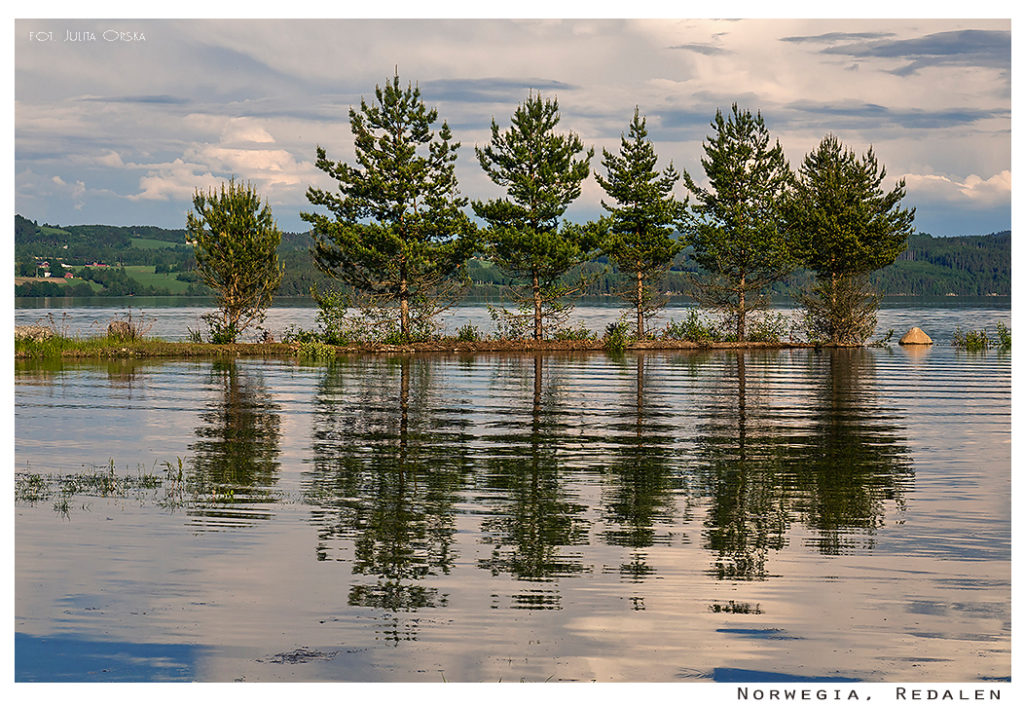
[38,225,72,237]
[121,265,194,293]
[129,236,186,249]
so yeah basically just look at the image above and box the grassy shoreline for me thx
[14,336,819,360]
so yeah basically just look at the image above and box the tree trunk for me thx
[636,268,645,339]
[399,265,410,339]
[533,270,542,340]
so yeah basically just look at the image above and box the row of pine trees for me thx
[189,72,916,344]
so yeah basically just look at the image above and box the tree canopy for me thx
[473,93,598,339]
[596,107,685,338]
[302,72,477,340]
[785,134,916,344]
[682,105,794,342]
[786,134,915,279]
[186,178,283,343]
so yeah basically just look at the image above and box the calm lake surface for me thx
[14,301,1011,682]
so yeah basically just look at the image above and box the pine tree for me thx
[302,73,477,340]
[682,105,793,342]
[786,135,915,344]
[186,178,283,343]
[787,134,914,278]
[473,94,598,340]
[596,108,685,339]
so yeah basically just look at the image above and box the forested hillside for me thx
[870,231,1010,295]
[13,215,1010,298]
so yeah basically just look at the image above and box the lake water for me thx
[13,295,1012,344]
[13,301,1011,682]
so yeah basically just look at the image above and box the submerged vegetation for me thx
[952,322,1011,352]
[15,457,293,518]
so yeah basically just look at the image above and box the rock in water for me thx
[107,320,135,341]
[899,327,933,345]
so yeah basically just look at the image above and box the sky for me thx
[14,16,1012,237]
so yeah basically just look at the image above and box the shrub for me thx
[747,312,790,343]
[203,316,241,345]
[604,320,631,352]
[662,309,721,343]
[553,324,596,341]
[313,288,353,345]
[952,327,990,351]
[456,324,482,342]
[996,322,1011,350]
[280,325,319,344]
[488,305,531,340]
[870,329,895,348]
[952,325,1009,352]
[296,340,336,362]
[799,273,879,345]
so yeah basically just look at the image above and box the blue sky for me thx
[14,17,1011,236]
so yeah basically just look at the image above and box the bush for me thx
[996,322,1011,350]
[280,325,320,344]
[296,340,336,362]
[309,288,353,345]
[662,309,721,343]
[747,312,790,343]
[604,320,631,352]
[553,324,595,341]
[488,305,530,340]
[799,273,879,345]
[203,315,241,345]
[952,326,1002,352]
[456,324,482,342]
[869,329,895,348]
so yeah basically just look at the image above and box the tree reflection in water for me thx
[305,357,471,641]
[694,349,912,580]
[477,355,590,609]
[187,360,282,530]
[296,349,911,631]
[599,353,684,589]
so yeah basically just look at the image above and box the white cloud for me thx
[51,175,87,209]
[221,118,276,144]
[903,169,1010,207]
[96,150,124,167]
[127,131,324,206]
[128,158,220,201]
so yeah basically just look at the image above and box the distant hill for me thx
[870,231,1010,296]
[13,214,1010,298]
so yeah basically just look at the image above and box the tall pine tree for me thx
[596,108,685,339]
[785,134,915,343]
[682,105,793,342]
[473,94,598,340]
[302,73,477,340]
